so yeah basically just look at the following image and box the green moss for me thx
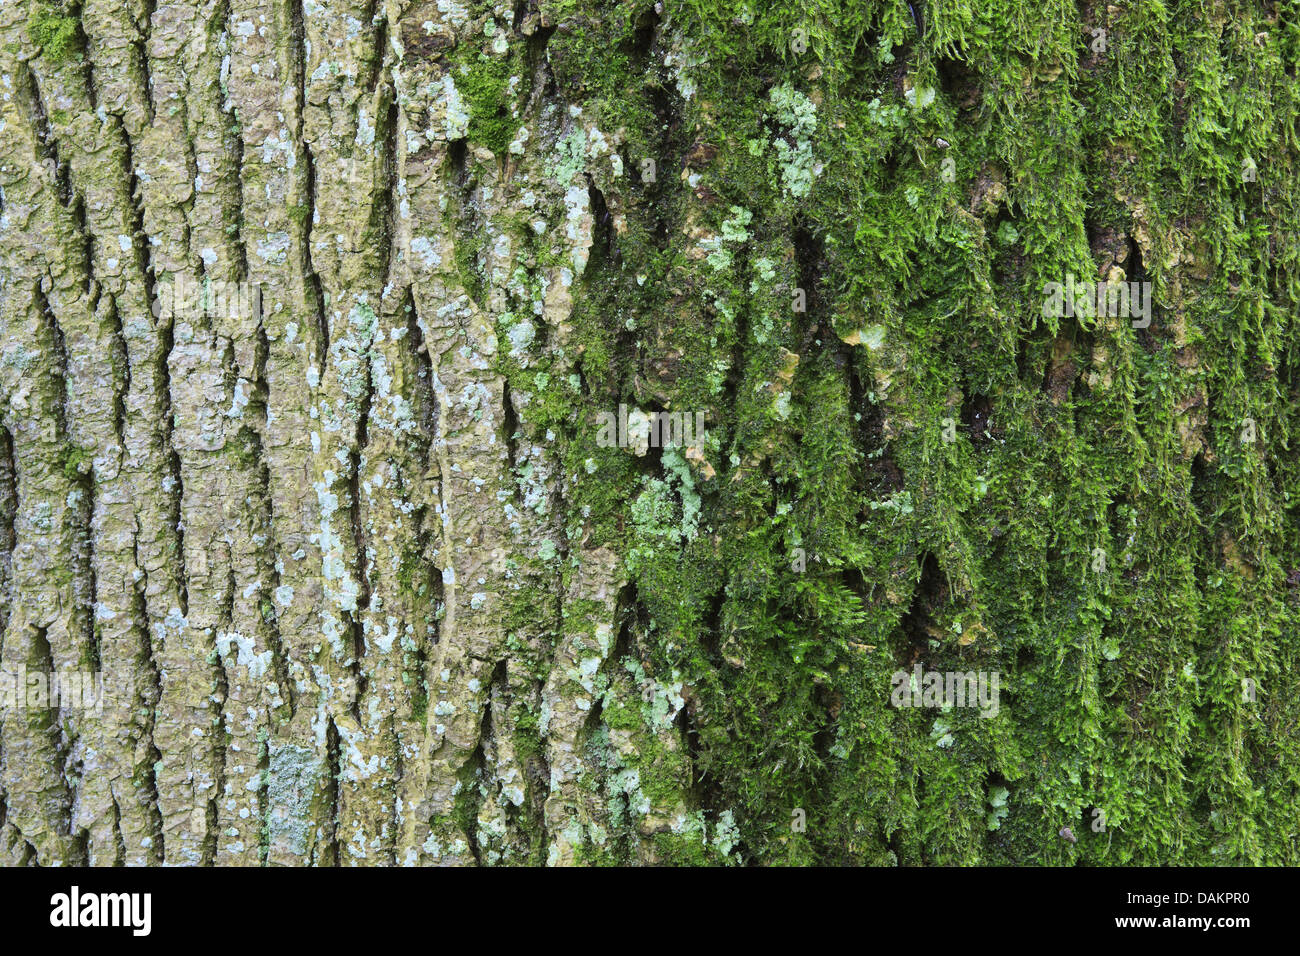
[29,5,78,63]
[453,56,517,155]
[409,684,428,724]
[511,705,542,762]
[60,445,91,482]
[440,0,1300,865]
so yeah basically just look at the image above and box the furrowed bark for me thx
[2,0,1299,866]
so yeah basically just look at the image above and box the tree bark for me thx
[0,0,1298,865]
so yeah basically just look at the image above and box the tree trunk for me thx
[0,0,1297,866]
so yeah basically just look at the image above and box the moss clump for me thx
[454,56,517,155]
[30,6,78,63]
[60,445,91,482]
[409,684,428,724]
[492,0,1300,866]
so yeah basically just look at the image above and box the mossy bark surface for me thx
[1,0,1298,865]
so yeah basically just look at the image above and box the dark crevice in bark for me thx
[31,625,85,863]
[107,297,129,446]
[1126,234,1156,353]
[20,63,72,207]
[522,698,549,842]
[290,0,328,369]
[248,320,295,721]
[346,616,367,722]
[156,310,189,616]
[525,10,556,62]
[173,93,200,271]
[109,792,126,866]
[791,219,826,348]
[198,793,219,866]
[936,56,981,118]
[447,136,467,176]
[384,714,401,864]
[523,23,557,118]
[961,391,994,450]
[18,837,39,866]
[205,558,234,866]
[322,716,341,865]
[129,521,165,863]
[301,139,330,371]
[541,421,572,614]
[886,821,907,864]
[120,122,157,322]
[17,835,39,866]
[292,155,326,380]
[501,379,522,505]
[0,427,16,648]
[612,580,642,655]
[405,290,437,469]
[808,678,840,783]
[483,658,512,837]
[897,551,945,669]
[403,291,442,654]
[631,77,685,254]
[1190,447,1215,527]
[374,89,397,310]
[1,791,22,862]
[214,0,250,279]
[69,817,90,866]
[426,547,446,649]
[363,0,387,94]
[134,0,158,123]
[75,470,99,672]
[62,1,98,110]
[375,86,399,287]
[70,194,94,298]
[346,393,373,722]
[35,282,99,679]
[446,140,487,309]
[585,177,615,270]
[840,350,879,517]
[257,731,271,865]
[627,2,660,64]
